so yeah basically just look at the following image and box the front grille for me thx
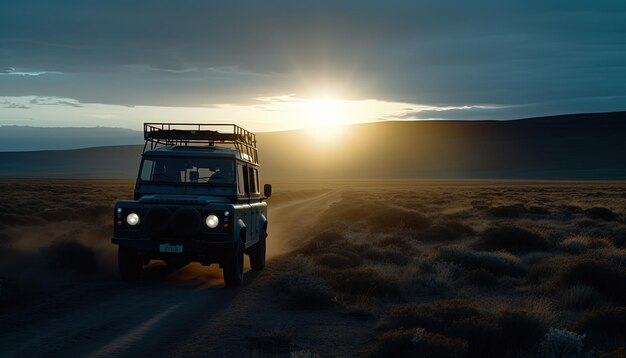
[144,205,203,240]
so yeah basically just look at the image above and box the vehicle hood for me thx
[138,194,231,205]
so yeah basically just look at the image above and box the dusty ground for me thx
[1,179,625,357]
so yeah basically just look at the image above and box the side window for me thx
[248,167,259,194]
[237,164,247,195]
[253,168,260,194]
[140,159,154,180]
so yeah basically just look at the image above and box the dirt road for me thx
[0,188,373,357]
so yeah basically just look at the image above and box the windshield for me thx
[139,156,235,185]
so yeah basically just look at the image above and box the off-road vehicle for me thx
[112,123,271,286]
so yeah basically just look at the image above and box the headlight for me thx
[205,214,219,228]
[126,212,140,226]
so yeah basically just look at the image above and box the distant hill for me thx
[0,126,142,151]
[0,111,625,179]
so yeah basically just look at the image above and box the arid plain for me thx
[1,179,625,357]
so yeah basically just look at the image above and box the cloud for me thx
[29,97,82,108]
[124,64,200,74]
[0,67,62,76]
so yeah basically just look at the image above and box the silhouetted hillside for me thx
[258,111,626,179]
[0,126,142,151]
[0,145,143,177]
[0,111,625,179]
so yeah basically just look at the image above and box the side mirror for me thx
[264,184,272,198]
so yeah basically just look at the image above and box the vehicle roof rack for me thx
[143,123,258,164]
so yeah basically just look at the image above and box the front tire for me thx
[249,230,267,271]
[223,239,244,287]
[118,246,142,281]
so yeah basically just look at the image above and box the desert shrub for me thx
[574,308,626,348]
[530,205,550,215]
[609,230,626,247]
[576,220,597,229]
[366,329,468,358]
[417,221,475,242]
[584,207,619,221]
[527,255,571,283]
[380,300,481,332]
[362,247,410,266]
[274,271,333,307]
[329,267,399,297]
[313,249,362,270]
[298,231,347,255]
[366,206,431,231]
[437,246,526,277]
[563,284,598,309]
[446,317,501,358]
[559,205,583,216]
[475,226,549,254]
[541,329,589,358]
[560,258,626,304]
[487,203,549,218]
[487,204,527,218]
[410,329,468,358]
[401,259,461,294]
[559,237,588,254]
[248,328,292,354]
[458,269,499,287]
[38,241,98,273]
[377,236,412,250]
[498,310,548,355]
[290,350,320,358]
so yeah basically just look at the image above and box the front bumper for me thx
[112,237,235,263]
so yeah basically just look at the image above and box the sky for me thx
[1,0,625,132]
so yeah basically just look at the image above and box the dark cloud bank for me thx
[1,0,625,119]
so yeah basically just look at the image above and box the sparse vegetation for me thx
[3,179,626,356]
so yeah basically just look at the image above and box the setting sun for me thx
[304,96,348,142]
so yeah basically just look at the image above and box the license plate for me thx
[159,244,183,253]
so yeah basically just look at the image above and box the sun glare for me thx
[304,96,347,142]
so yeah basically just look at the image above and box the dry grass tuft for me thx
[584,207,619,221]
[563,283,598,309]
[574,308,626,349]
[437,245,526,277]
[416,221,474,242]
[365,328,468,358]
[366,206,432,231]
[273,271,333,308]
[475,226,550,254]
[487,203,550,218]
[458,269,500,288]
[560,258,626,304]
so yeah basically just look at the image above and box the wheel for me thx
[223,239,244,287]
[249,229,267,271]
[118,246,142,281]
